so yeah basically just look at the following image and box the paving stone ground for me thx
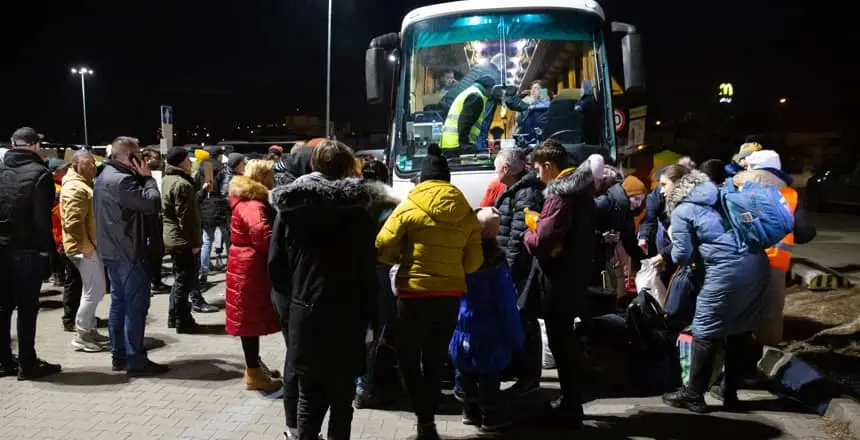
[0,267,837,440]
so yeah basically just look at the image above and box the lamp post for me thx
[70,67,94,145]
[325,0,333,139]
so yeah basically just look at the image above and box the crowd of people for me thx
[0,125,814,439]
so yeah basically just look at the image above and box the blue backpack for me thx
[719,180,793,253]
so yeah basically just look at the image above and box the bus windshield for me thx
[393,9,614,176]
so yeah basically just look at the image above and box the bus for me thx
[364,0,644,206]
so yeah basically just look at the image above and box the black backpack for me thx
[0,164,22,249]
[626,288,671,351]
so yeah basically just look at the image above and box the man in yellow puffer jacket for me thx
[375,144,482,439]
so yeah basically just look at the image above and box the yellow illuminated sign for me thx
[719,83,734,97]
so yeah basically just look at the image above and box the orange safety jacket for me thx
[767,187,797,271]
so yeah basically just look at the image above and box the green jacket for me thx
[161,164,203,253]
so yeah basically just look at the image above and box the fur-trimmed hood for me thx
[666,170,716,215]
[362,179,402,207]
[228,175,270,208]
[600,165,624,189]
[733,168,790,189]
[544,159,597,199]
[270,173,373,213]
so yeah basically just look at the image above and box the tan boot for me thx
[245,367,283,392]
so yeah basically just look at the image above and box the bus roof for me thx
[402,0,605,32]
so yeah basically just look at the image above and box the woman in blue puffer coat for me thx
[658,165,768,414]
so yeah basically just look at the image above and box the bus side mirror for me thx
[365,47,386,104]
[365,32,401,105]
[611,22,645,91]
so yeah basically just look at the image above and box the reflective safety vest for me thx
[440,85,488,149]
[768,186,797,271]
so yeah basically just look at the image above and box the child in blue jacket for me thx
[449,207,525,432]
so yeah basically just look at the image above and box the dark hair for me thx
[311,140,355,179]
[699,159,725,183]
[531,139,568,170]
[662,164,691,183]
[141,148,161,161]
[361,159,389,184]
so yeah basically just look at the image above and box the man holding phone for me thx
[94,137,168,376]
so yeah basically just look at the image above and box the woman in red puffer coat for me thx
[226,159,281,392]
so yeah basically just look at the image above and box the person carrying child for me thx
[449,207,525,433]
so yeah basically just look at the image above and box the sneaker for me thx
[89,330,111,348]
[192,301,219,313]
[662,387,709,414]
[72,334,104,353]
[17,359,62,380]
[127,360,170,377]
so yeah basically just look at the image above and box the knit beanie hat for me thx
[194,149,210,163]
[420,145,450,182]
[622,176,647,197]
[166,147,189,167]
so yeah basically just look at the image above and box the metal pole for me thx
[80,73,89,146]
[325,0,332,139]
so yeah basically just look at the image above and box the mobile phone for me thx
[130,154,142,168]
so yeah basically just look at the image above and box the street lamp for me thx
[778,97,788,104]
[325,0,333,139]
[70,67,94,145]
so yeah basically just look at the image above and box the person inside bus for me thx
[575,80,602,145]
[440,52,529,151]
[439,74,495,153]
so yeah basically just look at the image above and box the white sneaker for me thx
[72,332,103,353]
[88,330,111,348]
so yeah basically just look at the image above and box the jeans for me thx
[0,250,46,366]
[70,253,107,332]
[169,251,199,322]
[61,253,83,326]
[297,374,356,440]
[199,224,230,279]
[396,296,460,425]
[689,332,754,397]
[106,262,151,369]
[456,370,501,410]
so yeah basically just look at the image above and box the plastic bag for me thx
[635,257,666,306]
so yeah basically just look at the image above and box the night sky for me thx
[1,0,848,146]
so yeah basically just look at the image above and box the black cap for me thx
[419,144,450,183]
[11,127,44,146]
[227,153,245,171]
[165,147,189,167]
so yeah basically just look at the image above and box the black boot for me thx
[176,314,200,334]
[17,358,62,381]
[409,423,440,440]
[663,387,708,413]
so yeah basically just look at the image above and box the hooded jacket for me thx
[161,164,203,253]
[523,162,597,312]
[268,174,377,378]
[60,168,97,256]
[376,180,483,295]
[225,175,279,337]
[667,171,769,339]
